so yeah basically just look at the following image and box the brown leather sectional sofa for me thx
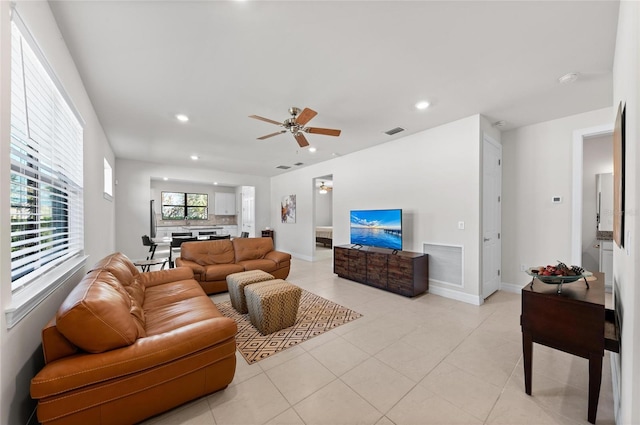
[176,237,291,294]
[30,252,237,425]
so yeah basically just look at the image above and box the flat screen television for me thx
[350,209,402,250]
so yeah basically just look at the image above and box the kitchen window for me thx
[161,192,208,220]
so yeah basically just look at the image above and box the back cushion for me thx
[233,237,274,262]
[181,240,235,266]
[90,252,140,284]
[56,270,143,353]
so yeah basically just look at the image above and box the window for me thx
[9,17,84,292]
[103,158,113,200]
[161,192,208,220]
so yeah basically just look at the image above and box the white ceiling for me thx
[48,1,619,177]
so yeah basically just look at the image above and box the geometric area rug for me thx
[215,289,363,364]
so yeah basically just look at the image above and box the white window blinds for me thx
[10,19,84,291]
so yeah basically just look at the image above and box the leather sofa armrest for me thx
[175,258,205,276]
[265,250,291,266]
[31,317,237,399]
[138,267,194,288]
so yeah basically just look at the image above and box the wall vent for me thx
[423,243,463,287]
[385,127,405,135]
[294,162,304,166]
[276,165,291,170]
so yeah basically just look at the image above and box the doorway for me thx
[482,135,502,299]
[570,124,614,266]
[314,175,333,261]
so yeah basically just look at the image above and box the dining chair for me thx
[240,232,249,238]
[209,235,231,240]
[141,235,158,259]
[199,231,217,236]
[169,236,197,267]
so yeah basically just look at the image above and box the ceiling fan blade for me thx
[257,130,286,140]
[295,108,317,126]
[306,127,341,137]
[294,132,309,147]
[249,115,282,126]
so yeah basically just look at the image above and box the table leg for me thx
[523,330,533,395]
[587,352,603,424]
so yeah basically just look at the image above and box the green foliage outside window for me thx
[161,192,208,220]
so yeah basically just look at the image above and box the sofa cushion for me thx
[89,252,146,307]
[237,259,278,273]
[205,263,245,281]
[56,270,144,353]
[233,237,274,262]
[181,240,235,266]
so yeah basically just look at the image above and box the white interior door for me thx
[482,135,502,299]
[241,186,255,237]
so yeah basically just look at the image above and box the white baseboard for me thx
[429,284,482,305]
[289,252,314,262]
[500,281,527,294]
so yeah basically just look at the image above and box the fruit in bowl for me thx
[530,261,585,277]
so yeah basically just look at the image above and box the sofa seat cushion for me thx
[143,279,206,310]
[181,240,235,266]
[204,264,245,281]
[56,270,144,353]
[237,259,277,273]
[145,295,224,336]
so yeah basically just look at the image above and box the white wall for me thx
[612,1,639,423]
[581,135,613,272]
[315,189,333,226]
[272,115,488,302]
[115,158,271,259]
[0,2,116,424]
[500,107,613,287]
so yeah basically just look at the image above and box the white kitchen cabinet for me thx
[214,192,236,215]
[599,240,613,290]
[219,225,238,237]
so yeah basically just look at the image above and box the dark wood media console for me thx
[334,245,429,297]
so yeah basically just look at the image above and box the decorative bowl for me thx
[525,268,592,284]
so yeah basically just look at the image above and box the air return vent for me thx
[385,127,405,135]
[276,165,291,170]
[294,162,304,166]
[423,243,463,287]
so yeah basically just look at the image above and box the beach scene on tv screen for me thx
[350,209,402,250]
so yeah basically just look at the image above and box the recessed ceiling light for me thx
[163,177,168,181]
[190,155,199,160]
[213,182,218,185]
[415,101,430,110]
[558,72,579,84]
[309,147,317,153]
[176,114,189,122]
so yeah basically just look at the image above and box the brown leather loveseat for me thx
[176,237,291,294]
[30,252,237,425]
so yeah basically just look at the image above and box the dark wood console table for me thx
[521,271,619,424]
[261,229,274,245]
[333,245,428,297]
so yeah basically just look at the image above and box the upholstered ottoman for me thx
[227,270,275,313]
[244,280,302,335]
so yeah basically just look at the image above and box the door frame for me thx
[570,124,614,265]
[482,134,502,300]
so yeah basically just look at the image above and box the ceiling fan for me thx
[318,181,333,194]
[249,107,341,148]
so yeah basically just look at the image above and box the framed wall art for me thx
[281,195,296,223]
[613,102,626,248]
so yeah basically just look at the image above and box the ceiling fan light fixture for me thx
[319,188,328,194]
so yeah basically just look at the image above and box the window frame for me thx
[5,8,87,328]
[161,191,208,221]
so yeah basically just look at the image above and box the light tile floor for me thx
[142,255,615,425]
